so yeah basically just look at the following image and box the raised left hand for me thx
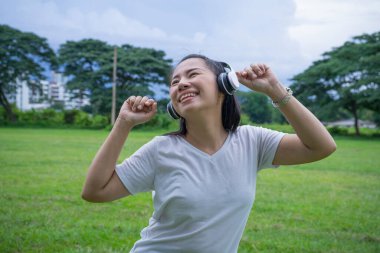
[236,63,284,98]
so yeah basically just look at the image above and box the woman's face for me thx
[169,58,224,118]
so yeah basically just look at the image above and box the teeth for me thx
[180,93,197,102]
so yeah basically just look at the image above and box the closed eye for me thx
[170,79,179,86]
[170,68,203,86]
[189,72,199,78]
[170,73,198,86]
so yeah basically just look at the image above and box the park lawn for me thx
[0,128,379,253]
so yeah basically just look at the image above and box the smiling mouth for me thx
[179,92,198,103]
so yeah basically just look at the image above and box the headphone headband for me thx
[220,62,232,72]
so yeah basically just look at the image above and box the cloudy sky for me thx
[1,0,379,86]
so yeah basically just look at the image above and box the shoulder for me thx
[236,125,282,135]
[130,135,180,162]
[152,135,192,162]
[153,135,181,145]
[230,125,260,148]
[235,125,263,137]
[147,135,185,152]
[234,125,285,144]
[133,135,175,154]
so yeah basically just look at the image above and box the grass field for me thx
[0,127,379,253]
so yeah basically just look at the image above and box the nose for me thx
[178,80,191,91]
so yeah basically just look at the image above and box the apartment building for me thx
[7,72,90,111]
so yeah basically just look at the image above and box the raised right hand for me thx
[117,96,157,127]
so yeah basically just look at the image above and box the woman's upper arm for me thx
[272,134,332,166]
[82,171,131,203]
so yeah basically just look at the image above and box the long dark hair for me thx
[167,54,240,136]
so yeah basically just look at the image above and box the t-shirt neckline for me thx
[177,131,232,159]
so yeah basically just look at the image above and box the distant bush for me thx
[1,107,379,135]
[74,111,92,128]
[64,110,80,124]
[240,113,252,126]
[259,123,295,133]
[0,107,179,130]
[133,113,173,130]
[104,113,176,132]
[12,108,63,127]
[324,126,380,137]
[0,108,109,129]
[91,115,109,129]
[327,126,349,135]
[0,107,5,123]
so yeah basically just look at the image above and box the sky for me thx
[1,0,379,87]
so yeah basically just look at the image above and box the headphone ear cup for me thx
[167,101,181,120]
[227,70,240,91]
[217,72,234,95]
[217,63,240,95]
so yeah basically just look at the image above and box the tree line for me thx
[290,32,380,135]
[0,24,379,134]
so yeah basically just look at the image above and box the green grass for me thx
[0,128,379,253]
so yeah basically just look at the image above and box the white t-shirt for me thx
[116,125,285,253]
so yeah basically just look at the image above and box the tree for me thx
[58,39,112,113]
[0,25,56,121]
[97,44,172,115]
[58,40,172,115]
[237,91,272,124]
[290,31,380,135]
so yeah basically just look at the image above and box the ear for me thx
[218,92,225,104]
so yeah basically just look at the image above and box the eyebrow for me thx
[172,68,204,80]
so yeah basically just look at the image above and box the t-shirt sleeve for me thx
[255,126,286,171]
[115,137,158,195]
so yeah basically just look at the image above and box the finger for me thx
[138,96,150,110]
[257,63,266,73]
[132,96,143,111]
[236,71,250,83]
[237,71,247,79]
[141,101,156,113]
[152,101,157,112]
[144,99,155,111]
[127,96,136,104]
[126,96,136,109]
[143,99,157,113]
[250,64,263,76]
[245,67,257,80]
[145,98,155,106]
[149,102,157,114]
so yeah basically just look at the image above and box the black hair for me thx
[167,54,240,136]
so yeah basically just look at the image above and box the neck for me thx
[184,110,228,155]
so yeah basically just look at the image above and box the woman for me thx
[82,54,336,252]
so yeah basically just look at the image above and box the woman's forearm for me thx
[269,84,336,153]
[82,118,133,197]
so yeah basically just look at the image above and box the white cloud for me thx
[185,0,302,83]
[0,0,206,49]
[288,0,380,62]
[1,0,378,85]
